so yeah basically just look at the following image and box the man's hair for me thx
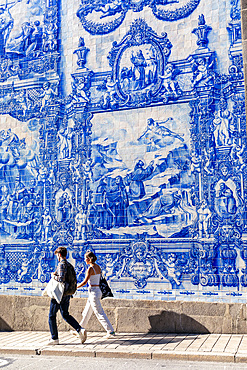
[54,246,67,258]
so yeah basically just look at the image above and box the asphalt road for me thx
[1,355,247,370]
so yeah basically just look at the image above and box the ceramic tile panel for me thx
[0,0,245,303]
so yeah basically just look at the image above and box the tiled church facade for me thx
[0,0,246,303]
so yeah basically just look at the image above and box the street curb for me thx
[41,349,95,357]
[0,347,245,362]
[0,349,36,356]
[235,354,247,363]
[152,351,235,362]
[96,350,152,359]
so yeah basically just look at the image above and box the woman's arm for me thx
[77,267,92,288]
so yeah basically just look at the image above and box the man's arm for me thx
[53,260,66,283]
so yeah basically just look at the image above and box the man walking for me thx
[47,246,86,345]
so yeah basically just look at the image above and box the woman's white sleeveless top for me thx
[88,266,100,286]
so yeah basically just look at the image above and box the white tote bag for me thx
[42,277,65,304]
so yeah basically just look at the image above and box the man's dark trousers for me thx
[49,295,81,340]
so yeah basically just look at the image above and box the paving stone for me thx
[224,335,243,353]
[173,334,198,351]
[199,334,221,352]
[237,335,247,353]
[211,334,232,352]
[185,334,209,352]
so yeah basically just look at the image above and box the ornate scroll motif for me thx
[77,0,201,35]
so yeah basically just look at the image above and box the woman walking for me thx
[77,251,115,340]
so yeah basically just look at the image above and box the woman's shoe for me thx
[103,331,116,339]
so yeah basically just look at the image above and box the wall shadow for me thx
[148,311,210,334]
[0,318,13,331]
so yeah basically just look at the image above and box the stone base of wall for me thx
[1,295,247,334]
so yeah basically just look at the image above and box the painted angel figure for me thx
[14,89,30,117]
[165,253,181,285]
[70,158,81,183]
[82,159,93,181]
[104,253,119,279]
[159,64,181,100]
[98,76,118,109]
[192,57,214,87]
[71,76,90,103]
[96,0,124,18]
[138,118,184,147]
[230,140,245,171]
[39,81,58,112]
[197,200,211,238]
[204,147,215,175]
[191,151,202,173]
[18,258,29,281]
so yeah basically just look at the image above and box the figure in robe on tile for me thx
[131,50,147,90]
[215,182,237,218]
[3,128,19,157]
[145,46,157,86]
[6,175,28,220]
[22,201,37,239]
[212,98,235,147]
[57,192,72,223]
[120,66,132,92]
[29,20,43,53]
[134,188,181,224]
[57,128,69,160]
[6,21,33,56]
[0,0,22,56]
[125,159,154,201]
[0,185,8,220]
[106,176,129,228]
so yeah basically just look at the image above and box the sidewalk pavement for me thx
[1,332,247,363]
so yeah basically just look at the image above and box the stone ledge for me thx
[1,295,247,334]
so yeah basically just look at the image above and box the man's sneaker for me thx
[103,331,116,339]
[47,338,59,345]
[78,328,87,344]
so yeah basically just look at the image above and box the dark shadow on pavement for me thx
[148,311,210,334]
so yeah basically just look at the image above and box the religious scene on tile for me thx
[0,0,246,300]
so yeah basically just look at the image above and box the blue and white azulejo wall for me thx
[0,0,246,302]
